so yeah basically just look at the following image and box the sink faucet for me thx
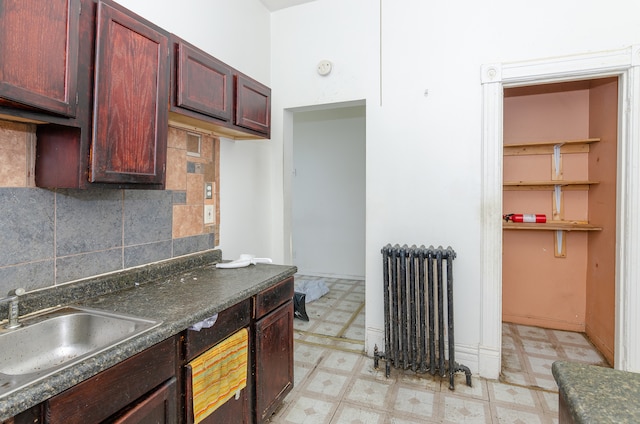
[2,288,25,329]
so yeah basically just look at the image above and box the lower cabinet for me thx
[111,377,177,424]
[2,277,294,424]
[182,277,294,424]
[254,300,294,423]
[182,298,252,424]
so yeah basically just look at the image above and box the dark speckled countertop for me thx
[552,361,640,423]
[0,250,297,421]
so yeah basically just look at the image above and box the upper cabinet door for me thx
[91,0,168,186]
[0,0,80,117]
[176,41,233,122]
[234,75,271,137]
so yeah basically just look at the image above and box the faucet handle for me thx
[8,288,25,296]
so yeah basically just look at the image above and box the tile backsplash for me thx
[0,120,219,295]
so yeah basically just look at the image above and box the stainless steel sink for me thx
[0,306,160,398]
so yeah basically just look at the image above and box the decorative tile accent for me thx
[172,190,187,204]
[187,161,201,174]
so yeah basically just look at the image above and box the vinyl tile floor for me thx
[267,275,610,424]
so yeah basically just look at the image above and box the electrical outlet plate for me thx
[204,205,214,224]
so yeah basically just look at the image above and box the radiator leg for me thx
[374,344,379,369]
[448,362,473,390]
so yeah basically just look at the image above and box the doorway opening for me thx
[284,101,366,350]
[480,45,640,379]
[500,78,617,387]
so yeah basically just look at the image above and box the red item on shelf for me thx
[503,213,546,223]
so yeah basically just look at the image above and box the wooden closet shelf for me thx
[504,180,598,190]
[504,138,600,156]
[503,221,602,231]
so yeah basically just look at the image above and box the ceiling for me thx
[259,0,317,11]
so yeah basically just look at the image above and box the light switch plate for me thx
[204,205,214,224]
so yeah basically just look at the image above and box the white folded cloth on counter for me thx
[215,254,272,269]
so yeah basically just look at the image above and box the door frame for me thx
[479,45,640,378]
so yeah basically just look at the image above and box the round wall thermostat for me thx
[317,60,332,76]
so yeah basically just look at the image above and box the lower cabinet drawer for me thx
[254,277,293,319]
[184,298,252,361]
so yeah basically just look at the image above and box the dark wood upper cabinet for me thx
[169,36,271,140]
[175,40,233,122]
[90,0,168,186]
[235,74,271,138]
[0,0,80,117]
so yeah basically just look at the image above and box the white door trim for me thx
[480,45,640,378]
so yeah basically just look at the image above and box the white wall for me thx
[292,106,365,279]
[115,0,275,260]
[270,0,640,375]
[111,0,640,375]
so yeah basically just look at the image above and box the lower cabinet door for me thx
[184,328,251,424]
[255,300,294,423]
[186,388,250,424]
[112,377,177,424]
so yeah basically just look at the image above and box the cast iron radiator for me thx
[374,244,472,390]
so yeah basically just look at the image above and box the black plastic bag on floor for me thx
[293,292,309,321]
